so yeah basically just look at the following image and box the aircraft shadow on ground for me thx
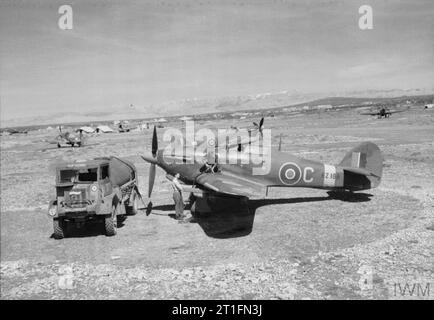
[152,192,372,239]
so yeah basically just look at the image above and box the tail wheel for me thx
[53,218,65,239]
[105,206,118,236]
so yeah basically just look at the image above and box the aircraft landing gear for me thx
[173,189,185,219]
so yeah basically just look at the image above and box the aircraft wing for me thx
[387,109,406,114]
[360,111,379,115]
[195,171,265,198]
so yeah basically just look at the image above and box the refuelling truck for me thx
[48,157,140,239]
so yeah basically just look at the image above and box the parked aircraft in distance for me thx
[360,106,407,118]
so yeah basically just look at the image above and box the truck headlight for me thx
[48,207,57,216]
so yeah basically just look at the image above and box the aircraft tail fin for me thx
[339,142,383,188]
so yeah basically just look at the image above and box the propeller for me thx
[245,117,264,150]
[148,126,158,197]
[252,117,264,137]
[141,126,158,215]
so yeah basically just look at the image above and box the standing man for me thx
[171,173,185,220]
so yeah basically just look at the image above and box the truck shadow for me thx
[50,215,129,239]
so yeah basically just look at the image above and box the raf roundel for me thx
[208,138,215,147]
[279,162,302,185]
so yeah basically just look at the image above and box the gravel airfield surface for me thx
[1,108,433,299]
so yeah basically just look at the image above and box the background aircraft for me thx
[141,122,383,214]
[175,118,264,155]
[49,126,84,148]
[2,128,28,135]
[360,106,407,118]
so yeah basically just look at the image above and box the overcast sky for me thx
[1,0,433,122]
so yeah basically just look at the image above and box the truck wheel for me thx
[126,194,138,215]
[104,207,117,236]
[53,218,65,239]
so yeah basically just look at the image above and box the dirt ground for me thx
[1,107,433,299]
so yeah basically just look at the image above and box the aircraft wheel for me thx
[104,207,118,236]
[188,193,197,214]
[53,218,65,239]
[57,143,61,148]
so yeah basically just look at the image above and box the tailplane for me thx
[339,142,383,189]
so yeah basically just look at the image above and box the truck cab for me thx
[48,157,139,239]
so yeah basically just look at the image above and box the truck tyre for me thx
[126,193,138,215]
[53,218,65,239]
[105,206,118,236]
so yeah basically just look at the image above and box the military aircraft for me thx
[141,119,383,214]
[178,118,264,153]
[2,128,28,135]
[360,106,406,118]
[51,126,84,148]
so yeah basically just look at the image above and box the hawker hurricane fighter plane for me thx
[51,126,84,148]
[360,106,406,119]
[141,118,383,215]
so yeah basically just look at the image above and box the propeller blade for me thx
[146,201,153,216]
[148,163,156,198]
[152,126,158,157]
[259,117,264,128]
[141,127,158,215]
